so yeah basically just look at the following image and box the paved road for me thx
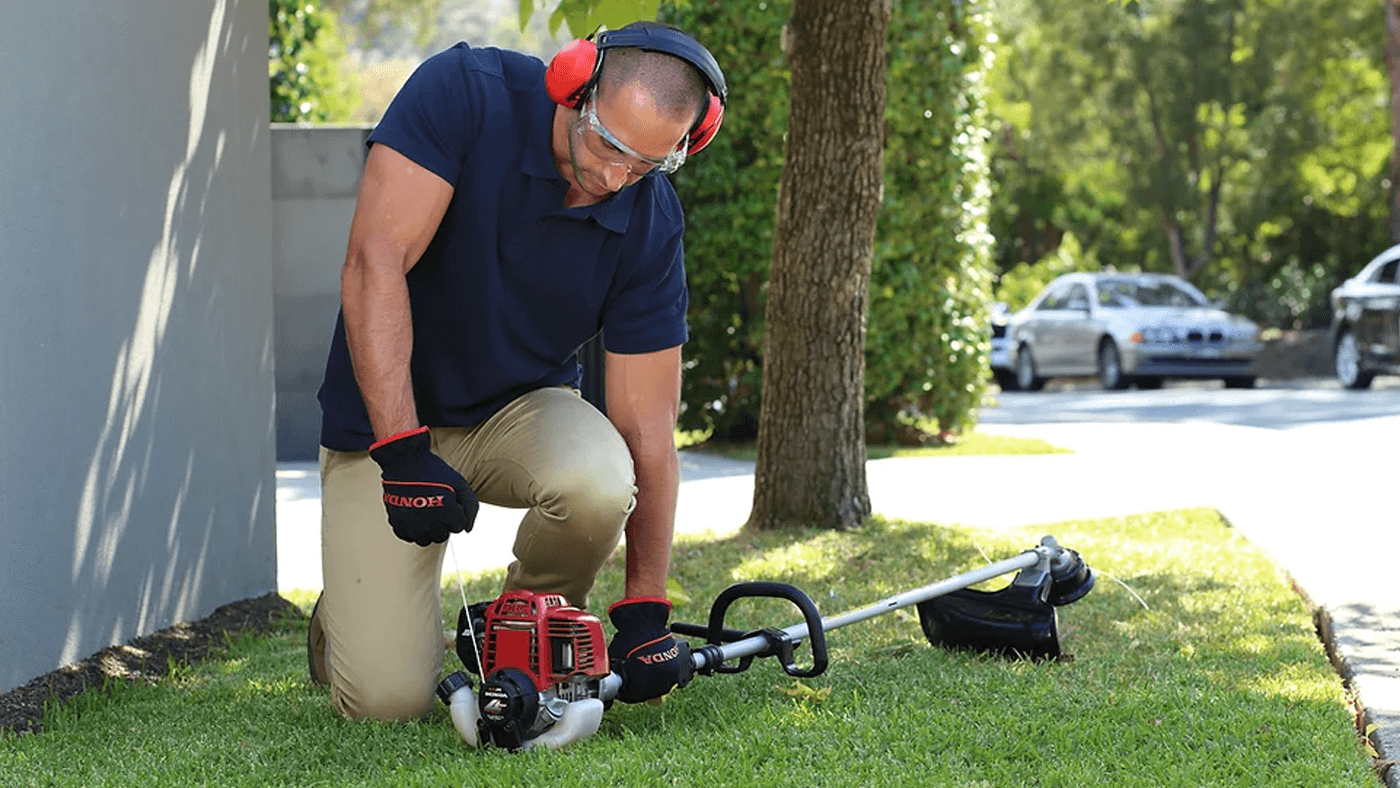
[982,375,1400,429]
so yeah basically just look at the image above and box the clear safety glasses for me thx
[574,97,687,176]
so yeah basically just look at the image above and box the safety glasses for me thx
[575,96,687,175]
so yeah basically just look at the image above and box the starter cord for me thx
[448,540,487,678]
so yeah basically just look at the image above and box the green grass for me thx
[684,428,1070,461]
[1,509,1378,787]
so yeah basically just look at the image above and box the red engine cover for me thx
[482,590,609,690]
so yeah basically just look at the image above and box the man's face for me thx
[565,83,691,200]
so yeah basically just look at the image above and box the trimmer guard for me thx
[916,582,1061,660]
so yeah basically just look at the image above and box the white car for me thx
[1329,243,1400,389]
[988,301,1016,391]
[991,272,1262,391]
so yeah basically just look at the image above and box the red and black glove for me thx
[607,597,691,704]
[368,427,478,547]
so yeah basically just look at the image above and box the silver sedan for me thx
[992,272,1262,391]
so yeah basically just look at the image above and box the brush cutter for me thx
[436,535,1095,751]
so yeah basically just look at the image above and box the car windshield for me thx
[1097,279,1207,308]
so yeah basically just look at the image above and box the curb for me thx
[1315,604,1400,788]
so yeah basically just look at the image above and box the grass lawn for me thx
[1,509,1378,787]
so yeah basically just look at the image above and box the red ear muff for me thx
[547,27,729,162]
[687,93,724,155]
[545,38,599,108]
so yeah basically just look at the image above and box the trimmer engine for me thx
[437,590,612,750]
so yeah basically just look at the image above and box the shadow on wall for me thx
[40,0,276,683]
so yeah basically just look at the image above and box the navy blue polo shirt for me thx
[318,43,690,451]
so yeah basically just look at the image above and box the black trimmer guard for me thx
[916,546,1094,660]
[917,583,1061,660]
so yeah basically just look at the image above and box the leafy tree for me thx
[988,0,1388,326]
[269,0,357,121]
[668,0,998,452]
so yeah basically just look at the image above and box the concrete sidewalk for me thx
[274,418,1399,783]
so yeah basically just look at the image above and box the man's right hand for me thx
[368,427,478,546]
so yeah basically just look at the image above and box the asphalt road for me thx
[981,375,1400,429]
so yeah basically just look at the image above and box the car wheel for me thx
[992,368,1019,392]
[1097,340,1129,390]
[1014,345,1044,392]
[1334,329,1375,390]
[1135,376,1164,390]
[1223,376,1256,389]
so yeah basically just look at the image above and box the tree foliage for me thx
[322,0,445,51]
[665,0,997,442]
[526,0,661,37]
[269,0,357,122]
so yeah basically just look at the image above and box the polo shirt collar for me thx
[523,87,638,234]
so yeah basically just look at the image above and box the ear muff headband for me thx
[545,27,727,157]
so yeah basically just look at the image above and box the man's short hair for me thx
[596,23,709,127]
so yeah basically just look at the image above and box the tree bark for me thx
[747,0,889,530]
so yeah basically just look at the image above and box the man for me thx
[307,22,727,721]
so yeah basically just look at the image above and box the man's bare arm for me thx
[340,144,454,441]
[604,346,683,599]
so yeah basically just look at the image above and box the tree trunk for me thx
[1387,0,1400,242]
[747,0,888,531]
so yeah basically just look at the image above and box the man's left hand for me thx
[607,597,690,703]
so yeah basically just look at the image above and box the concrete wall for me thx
[271,125,371,461]
[0,0,277,692]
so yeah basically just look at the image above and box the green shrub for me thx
[866,0,997,436]
[269,0,358,122]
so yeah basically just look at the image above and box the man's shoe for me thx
[307,592,328,688]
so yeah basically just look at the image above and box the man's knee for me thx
[332,672,438,722]
[546,455,636,532]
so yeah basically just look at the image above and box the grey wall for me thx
[271,125,370,461]
[0,0,277,692]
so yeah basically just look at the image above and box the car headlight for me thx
[1138,326,1177,344]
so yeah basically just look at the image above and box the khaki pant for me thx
[316,386,636,721]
